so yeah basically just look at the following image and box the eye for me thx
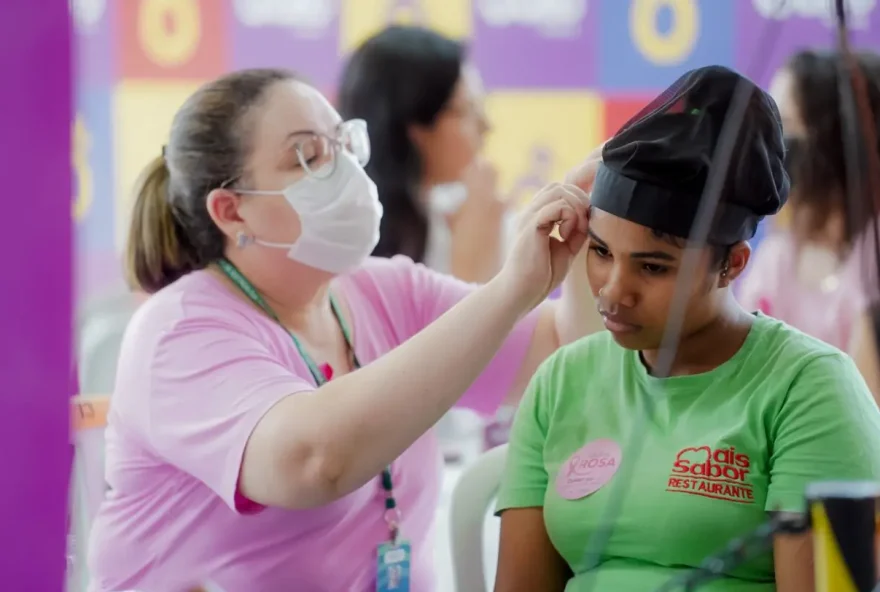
[642,263,670,275]
[589,245,610,259]
[295,142,318,165]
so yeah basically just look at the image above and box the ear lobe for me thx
[719,241,752,286]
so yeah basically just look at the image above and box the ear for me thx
[718,241,751,287]
[205,188,247,241]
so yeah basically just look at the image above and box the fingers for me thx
[526,182,588,215]
[529,194,587,243]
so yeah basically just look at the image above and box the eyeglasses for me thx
[292,118,371,179]
[220,118,370,189]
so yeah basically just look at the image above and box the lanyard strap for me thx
[216,259,401,541]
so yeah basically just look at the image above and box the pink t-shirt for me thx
[737,232,865,350]
[87,256,539,592]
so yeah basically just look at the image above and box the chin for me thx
[606,329,652,350]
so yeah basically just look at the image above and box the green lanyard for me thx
[216,259,402,542]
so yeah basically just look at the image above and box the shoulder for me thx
[126,270,257,341]
[119,271,261,370]
[750,314,873,413]
[340,255,473,323]
[340,255,418,296]
[750,313,846,366]
[343,255,454,290]
[528,331,621,409]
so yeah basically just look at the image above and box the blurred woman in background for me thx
[738,50,880,350]
[338,25,509,283]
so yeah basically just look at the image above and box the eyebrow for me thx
[283,120,347,149]
[283,130,317,143]
[588,230,677,261]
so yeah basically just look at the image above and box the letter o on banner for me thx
[138,0,201,68]
[630,0,698,66]
[72,115,93,222]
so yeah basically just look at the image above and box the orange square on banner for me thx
[118,0,227,79]
[603,96,654,139]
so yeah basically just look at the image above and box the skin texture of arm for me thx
[495,507,571,592]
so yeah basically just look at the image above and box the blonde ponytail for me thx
[124,156,198,293]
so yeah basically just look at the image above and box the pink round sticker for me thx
[555,439,622,500]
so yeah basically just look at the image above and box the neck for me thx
[216,251,335,335]
[640,299,753,377]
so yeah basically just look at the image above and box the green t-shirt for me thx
[496,313,880,591]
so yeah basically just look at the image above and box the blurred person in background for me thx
[738,50,880,351]
[338,25,521,463]
[87,68,598,592]
[838,54,880,400]
[338,25,508,283]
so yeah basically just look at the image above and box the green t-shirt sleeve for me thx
[765,352,880,513]
[495,356,553,513]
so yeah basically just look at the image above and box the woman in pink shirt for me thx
[86,68,597,591]
[738,50,880,349]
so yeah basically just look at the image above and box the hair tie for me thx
[161,144,167,159]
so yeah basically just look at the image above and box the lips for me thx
[600,312,641,333]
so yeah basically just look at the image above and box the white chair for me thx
[448,443,508,592]
[76,291,141,395]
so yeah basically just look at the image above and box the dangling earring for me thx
[236,231,254,249]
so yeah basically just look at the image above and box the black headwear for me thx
[590,65,789,244]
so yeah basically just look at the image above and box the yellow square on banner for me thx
[339,0,471,54]
[113,80,202,253]
[483,92,603,211]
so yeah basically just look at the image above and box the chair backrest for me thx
[448,443,508,592]
[69,394,110,592]
[76,292,141,396]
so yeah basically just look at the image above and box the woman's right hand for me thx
[499,183,590,311]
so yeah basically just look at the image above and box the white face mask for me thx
[239,151,383,273]
[429,182,468,215]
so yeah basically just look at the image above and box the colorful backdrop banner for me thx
[72,0,880,299]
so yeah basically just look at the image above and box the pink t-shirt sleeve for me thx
[142,301,313,513]
[369,256,540,416]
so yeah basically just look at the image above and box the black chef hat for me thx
[590,65,789,244]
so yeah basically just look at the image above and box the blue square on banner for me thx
[597,0,735,93]
[74,88,116,254]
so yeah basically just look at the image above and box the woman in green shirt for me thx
[495,65,880,592]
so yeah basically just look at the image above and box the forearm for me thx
[554,247,603,345]
[313,274,529,497]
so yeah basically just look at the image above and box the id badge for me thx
[376,540,411,592]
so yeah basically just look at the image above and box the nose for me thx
[598,267,637,312]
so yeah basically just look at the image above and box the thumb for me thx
[564,229,588,256]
